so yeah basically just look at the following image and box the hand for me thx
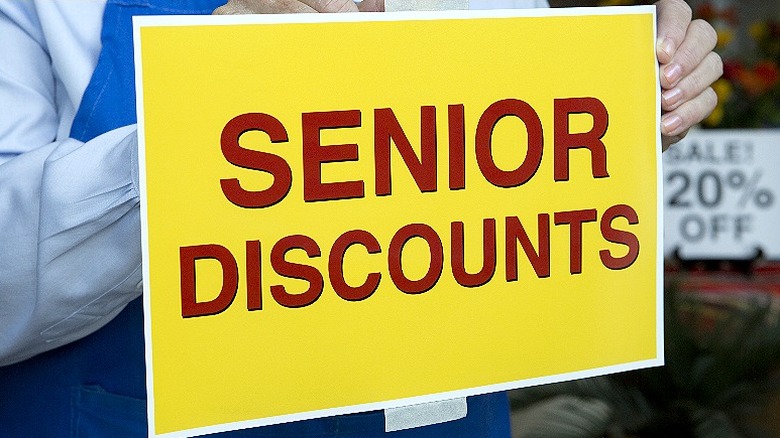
[655,0,722,150]
[213,0,384,14]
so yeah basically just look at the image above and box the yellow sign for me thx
[136,7,661,437]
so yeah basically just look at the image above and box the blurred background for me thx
[510,1,780,437]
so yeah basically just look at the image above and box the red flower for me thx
[755,60,780,88]
[722,7,738,25]
[695,3,715,20]
[722,59,744,81]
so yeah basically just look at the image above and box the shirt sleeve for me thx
[0,2,142,366]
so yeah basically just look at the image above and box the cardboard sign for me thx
[135,7,662,437]
[664,130,780,260]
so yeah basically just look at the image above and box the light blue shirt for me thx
[0,1,141,366]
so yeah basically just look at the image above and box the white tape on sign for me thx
[384,398,468,432]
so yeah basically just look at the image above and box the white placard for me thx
[664,130,780,260]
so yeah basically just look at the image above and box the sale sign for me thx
[135,7,662,438]
[664,130,780,260]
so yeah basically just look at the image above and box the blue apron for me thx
[0,1,511,436]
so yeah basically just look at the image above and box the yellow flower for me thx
[704,102,725,127]
[716,28,734,48]
[703,79,731,127]
[749,21,769,41]
[712,78,733,102]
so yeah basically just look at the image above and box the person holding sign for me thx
[0,0,719,436]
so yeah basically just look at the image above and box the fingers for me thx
[655,0,692,65]
[297,0,359,12]
[662,51,723,112]
[213,0,368,13]
[660,19,718,90]
[655,0,721,149]
[661,86,718,138]
[358,0,384,12]
[213,0,316,14]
